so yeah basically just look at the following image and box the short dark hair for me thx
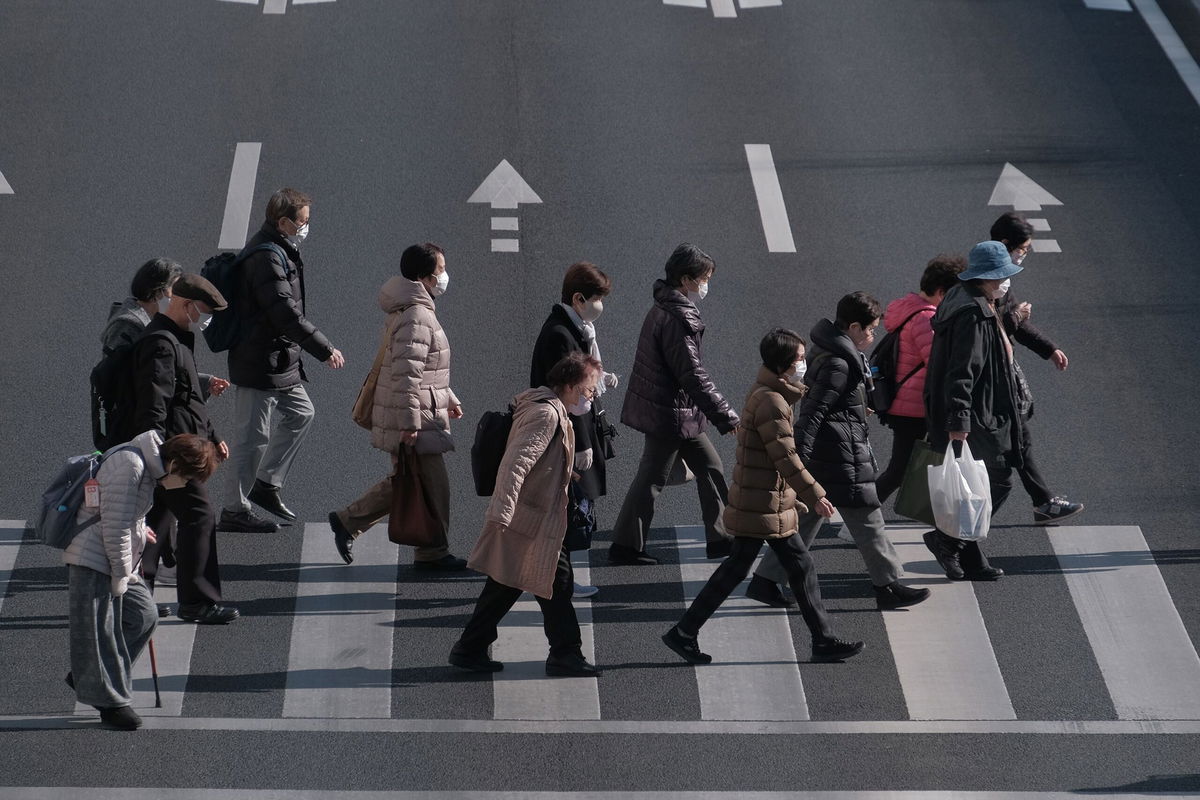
[920,254,966,295]
[989,212,1034,248]
[265,188,313,224]
[560,262,611,304]
[546,351,602,390]
[835,292,882,329]
[400,242,445,281]
[664,243,715,286]
[130,258,182,302]
[760,328,805,375]
[160,434,218,482]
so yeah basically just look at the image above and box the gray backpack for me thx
[33,445,142,549]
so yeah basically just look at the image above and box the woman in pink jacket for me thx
[449,352,603,678]
[876,255,964,502]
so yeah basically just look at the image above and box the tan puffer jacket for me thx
[370,276,460,454]
[724,367,826,539]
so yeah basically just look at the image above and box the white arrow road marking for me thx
[988,163,1063,212]
[1132,0,1200,109]
[491,217,519,231]
[711,0,736,16]
[745,144,797,253]
[0,170,12,194]
[663,0,782,15]
[218,142,261,250]
[491,239,520,253]
[263,0,287,12]
[739,0,784,7]
[1084,0,1133,10]
[468,159,542,210]
[1028,218,1051,232]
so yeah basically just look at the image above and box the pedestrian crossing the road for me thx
[3,520,1200,731]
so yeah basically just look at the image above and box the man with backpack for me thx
[873,255,965,503]
[131,274,238,624]
[217,188,345,533]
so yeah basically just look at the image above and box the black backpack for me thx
[89,330,175,451]
[868,309,926,423]
[471,407,517,496]
[200,242,287,353]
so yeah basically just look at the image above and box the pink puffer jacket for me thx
[883,292,936,420]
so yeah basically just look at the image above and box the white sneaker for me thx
[155,565,177,587]
[573,582,599,598]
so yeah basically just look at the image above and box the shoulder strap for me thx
[893,308,927,335]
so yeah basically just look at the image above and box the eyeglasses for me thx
[580,385,599,399]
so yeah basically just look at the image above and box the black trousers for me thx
[612,432,729,551]
[455,548,581,659]
[1015,417,1053,507]
[679,535,834,642]
[157,479,223,606]
[876,415,928,503]
[142,491,177,588]
[935,444,1015,570]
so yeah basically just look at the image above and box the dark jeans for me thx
[679,535,834,641]
[612,432,729,551]
[455,548,581,659]
[158,478,223,607]
[876,415,927,504]
[1016,417,1053,507]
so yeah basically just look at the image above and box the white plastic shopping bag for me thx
[927,441,992,541]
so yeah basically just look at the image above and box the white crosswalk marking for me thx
[283,522,398,718]
[882,527,1016,720]
[674,524,810,721]
[0,521,25,619]
[1050,525,1200,720]
[492,553,600,720]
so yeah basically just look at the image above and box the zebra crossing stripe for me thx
[1049,525,1200,720]
[882,527,1016,720]
[674,525,810,721]
[492,554,600,720]
[282,522,399,718]
[0,790,1180,800]
[0,521,25,619]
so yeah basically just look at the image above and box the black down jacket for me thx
[620,280,739,440]
[924,282,1023,470]
[794,318,878,508]
[131,314,221,446]
[227,222,334,390]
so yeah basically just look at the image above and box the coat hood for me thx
[378,276,435,314]
[930,282,993,334]
[652,279,703,335]
[755,365,805,404]
[515,385,561,410]
[809,318,864,379]
[884,292,935,332]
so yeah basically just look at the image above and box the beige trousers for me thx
[336,451,450,561]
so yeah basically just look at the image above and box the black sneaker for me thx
[218,509,280,533]
[546,652,602,677]
[662,625,712,664]
[955,566,1005,582]
[414,554,468,571]
[705,538,733,559]
[99,705,142,731]
[922,530,965,580]
[329,511,354,564]
[745,575,798,609]
[608,544,659,566]
[177,603,239,624]
[1034,497,1084,526]
[811,637,865,662]
[875,582,931,610]
[448,648,503,673]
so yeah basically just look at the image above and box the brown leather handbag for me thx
[351,318,397,430]
[387,448,441,548]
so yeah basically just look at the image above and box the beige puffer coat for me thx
[370,276,460,454]
[724,367,826,539]
[467,387,574,599]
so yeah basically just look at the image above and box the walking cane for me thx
[147,638,162,709]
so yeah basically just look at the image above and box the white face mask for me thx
[687,280,709,304]
[157,296,171,315]
[991,279,1011,300]
[430,271,449,297]
[287,222,309,248]
[187,304,212,334]
[786,360,807,386]
[567,397,592,416]
[576,297,604,323]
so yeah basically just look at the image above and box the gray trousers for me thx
[754,504,902,588]
[224,384,315,512]
[67,565,157,709]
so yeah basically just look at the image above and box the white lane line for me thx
[216,0,259,4]
[292,0,338,4]
[739,0,784,7]
[492,553,599,721]
[1050,525,1200,720]
[0,170,13,194]
[218,142,262,250]
[882,527,1015,721]
[711,0,737,16]
[663,0,709,7]
[674,525,809,721]
[490,217,519,231]
[4,715,1200,734]
[0,522,26,618]
[1032,239,1062,253]
[1133,0,1200,108]
[1084,0,1133,10]
[1027,218,1051,231]
[744,144,797,253]
[283,523,398,718]
[0,792,1181,800]
[263,0,287,13]
[491,239,520,253]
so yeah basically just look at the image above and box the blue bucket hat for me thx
[959,241,1024,281]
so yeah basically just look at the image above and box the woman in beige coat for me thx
[663,329,865,665]
[449,352,602,678]
[329,243,466,570]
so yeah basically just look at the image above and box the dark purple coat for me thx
[620,280,739,440]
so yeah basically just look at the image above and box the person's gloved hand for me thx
[603,372,619,389]
[574,449,594,472]
[111,575,129,598]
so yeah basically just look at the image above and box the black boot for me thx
[958,541,1004,581]
[923,530,965,580]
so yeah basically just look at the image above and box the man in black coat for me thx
[922,241,1025,581]
[132,274,238,624]
[751,293,929,611]
[218,188,345,533]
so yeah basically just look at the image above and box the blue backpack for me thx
[33,445,142,549]
[200,242,287,353]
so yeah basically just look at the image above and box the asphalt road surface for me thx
[2,0,1200,797]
